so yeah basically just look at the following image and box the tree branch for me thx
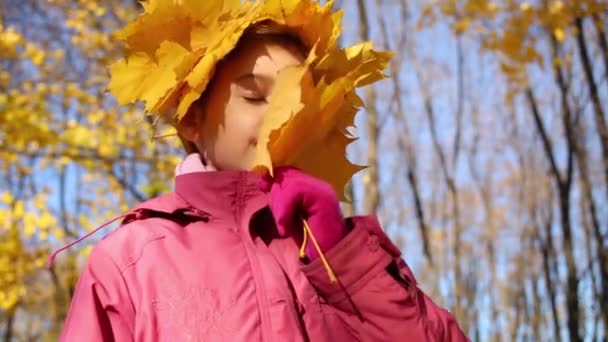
[575,16,608,198]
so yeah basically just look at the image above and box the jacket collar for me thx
[174,154,267,221]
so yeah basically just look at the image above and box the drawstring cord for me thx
[46,202,339,284]
[299,218,338,283]
[47,211,139,268]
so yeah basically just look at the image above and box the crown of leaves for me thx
[109,0,391,119]
[108,0,392,198]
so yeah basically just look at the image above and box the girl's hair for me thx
[243,20,307,56]
[179,21,307,154]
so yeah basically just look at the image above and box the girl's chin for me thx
[207,153,257,172]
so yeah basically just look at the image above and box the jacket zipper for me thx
[237,172,274,341]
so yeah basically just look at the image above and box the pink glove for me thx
[258,167,349,261]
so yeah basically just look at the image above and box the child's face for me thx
[181,38,305,171]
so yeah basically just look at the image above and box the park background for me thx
[1,0,607,341]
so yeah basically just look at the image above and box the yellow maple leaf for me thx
[182,0,243,22]
[251,40,391,199]
[108,41,190,111]
[114,0,193,54]
[253,65,312,175]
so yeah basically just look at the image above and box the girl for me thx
[54,2,468,341]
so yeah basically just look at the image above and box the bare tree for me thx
[356,0,380,216]
[526,69,579,340]
[573,116,608,334]
[575,16,608,198]
[415,46,468,331]
[376,0,433,264]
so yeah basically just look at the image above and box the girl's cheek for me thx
[252,108,268,133]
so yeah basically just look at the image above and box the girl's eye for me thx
[243,96,267,104]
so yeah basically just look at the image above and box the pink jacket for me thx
[57,165,468,341]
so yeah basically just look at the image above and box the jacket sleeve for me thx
[301,215,469,342]
[60,244,135,342]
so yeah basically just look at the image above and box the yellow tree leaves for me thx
[64,1,122,53]
[422,0,608,100]
[0,25,63,154]
[422,0,498,34]
[0,191,59,311]
[0,24,26,59]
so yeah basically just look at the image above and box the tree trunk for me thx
[527,86,574,341]
[376,0,433,264]
[573,121,608,334]
[531,274,543,342]
[3,312,14,342]
[592,13,608,84]
[575,16,608,198]
[356,0,380,216]
[580,200,602,342]
[425,93,465,330]
[536,214,561,341]
[550,35,580,342]
[526,29,579,339]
